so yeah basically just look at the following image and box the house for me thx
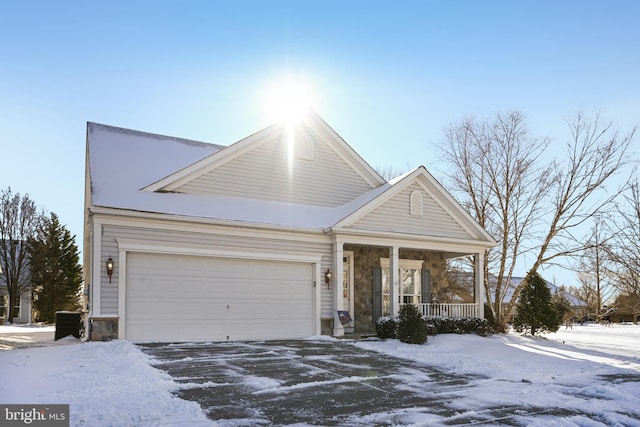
[488,276,589,322]
[83,111,496,342]
[0,287,32,324]
[0,247,34,324]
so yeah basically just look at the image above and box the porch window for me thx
[382,268,390,316]
[401,268,421,304]
[380,259,424,315]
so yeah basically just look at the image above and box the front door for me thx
[343,252,354,333]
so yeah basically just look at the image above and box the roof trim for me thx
[142,125,280,192]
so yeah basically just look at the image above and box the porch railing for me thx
[402,303,479,318]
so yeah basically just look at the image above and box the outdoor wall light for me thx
[106,256,114,283]
[324,269,332,288]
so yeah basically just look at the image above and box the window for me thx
[401,268,421,304]
[382,267,391,316]
[380,258,424,314]
[0,295,6,318]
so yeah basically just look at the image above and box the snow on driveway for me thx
[1,323,639,426]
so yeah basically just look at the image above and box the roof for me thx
[487,276,589,307]
[85,113,495,246]
[86,117,388,229]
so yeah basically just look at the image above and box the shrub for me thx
[484,303,507,334]
[397,304,427,344]
[375,316,398,339]
[423,316,491,336]
[377,314,492,339]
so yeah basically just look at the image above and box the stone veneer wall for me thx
[344,245,448,333]
[90,317,118,341]
[344,245,388,333]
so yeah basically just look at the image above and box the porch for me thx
[328,240,486,337]
[405,302,479,318]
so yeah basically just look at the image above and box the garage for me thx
[124,252,315,342]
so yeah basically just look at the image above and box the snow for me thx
[1,323,639,426]
[0,325,211,426]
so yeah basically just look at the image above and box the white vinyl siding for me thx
[175,129,373,207]
[98,223,333,318]
[125,253,314,341]
[349,181,472,239]
[99,233,119,314]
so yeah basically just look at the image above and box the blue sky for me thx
[1,1,638,285]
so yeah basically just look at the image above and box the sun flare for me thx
[263,74,315,123]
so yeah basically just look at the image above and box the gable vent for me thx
[296,131,314,160]
[410,191,424,217]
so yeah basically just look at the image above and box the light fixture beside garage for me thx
[324,269,332,288]
[106,256,114,283]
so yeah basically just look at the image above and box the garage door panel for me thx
[125,253,314,341]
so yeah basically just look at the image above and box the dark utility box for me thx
[55,311,81,340]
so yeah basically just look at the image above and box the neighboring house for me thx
[0,287,32,324]
[83,112,496,342]
[0,246,33,324]
[488,276,589,322]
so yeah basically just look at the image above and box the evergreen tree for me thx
[29,213,83,323]
[513,270,560,335]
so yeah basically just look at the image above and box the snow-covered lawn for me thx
[356,324,640,425]
[1,323,639,426]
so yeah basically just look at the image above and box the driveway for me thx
[140,339,578,426]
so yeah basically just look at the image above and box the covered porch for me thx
[328,234,486,337]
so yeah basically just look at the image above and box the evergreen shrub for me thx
[375,314,491,339]
[375,316,398,339]
[397,304,428,344]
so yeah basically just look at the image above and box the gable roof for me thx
[332,166,496,243]
[86,116,386,229]
[143,111,385,193]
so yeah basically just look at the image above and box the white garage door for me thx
[125,252,314,342]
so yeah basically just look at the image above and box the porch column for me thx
[475,252,485,319]
[333,238,345,336]
[389,246,400,316]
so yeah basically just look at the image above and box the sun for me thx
[263,74,315,123]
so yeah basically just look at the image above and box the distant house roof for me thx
[486,276,588,308]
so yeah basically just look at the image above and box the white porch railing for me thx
[403,303,479,318]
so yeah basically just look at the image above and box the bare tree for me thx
[567,281,598,320]
[441,111,552,325]
[604,173,640,323]
[375,164,411,182]
[531,112,635,269]
[573,222,618,321]
[503,112,636,318]
[441,111,636,326]
[0,188,44,323]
